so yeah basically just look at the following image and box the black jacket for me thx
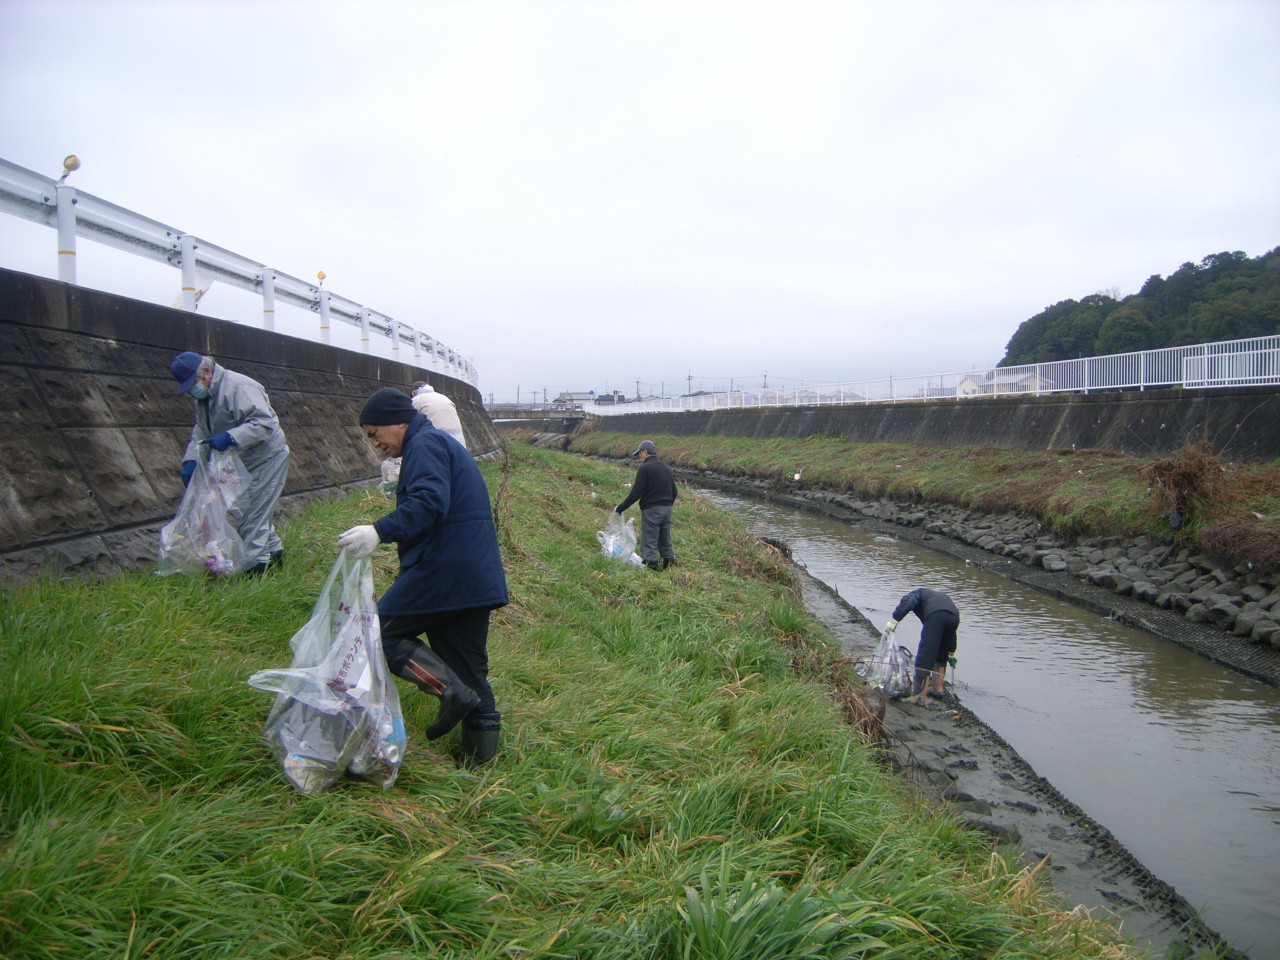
[892,588,959,623]
[617,456,678,512]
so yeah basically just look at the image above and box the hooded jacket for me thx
[182,364,288,472]
[373,414,508,616]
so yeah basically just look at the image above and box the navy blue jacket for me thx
[892,588,960,624]
[373,415,508,616]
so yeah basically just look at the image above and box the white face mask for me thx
[189,382,209,400]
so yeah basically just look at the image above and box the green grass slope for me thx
[1,446,1154,959]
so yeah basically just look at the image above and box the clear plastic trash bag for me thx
[156,449,253,576]
[379,457,401,496]
[857,632,917,699]
[247,551,407,794]
[596,511,644,567]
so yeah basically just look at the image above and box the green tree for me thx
[1095,305,1156,354]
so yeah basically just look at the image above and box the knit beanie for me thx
[359,388,417,425]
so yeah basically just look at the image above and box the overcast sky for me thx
[2,0,1277,403]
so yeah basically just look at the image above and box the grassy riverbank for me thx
[567,427,1280,574]
[3,445,1168,959]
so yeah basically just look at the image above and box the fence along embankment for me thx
[593,385,1280,461]
[0,267,501,586]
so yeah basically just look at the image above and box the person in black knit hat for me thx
[338,388,508,765]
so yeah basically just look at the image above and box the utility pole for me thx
[635,379,640,400]
[687,371,692,395]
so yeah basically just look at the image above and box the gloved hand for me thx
[337,525,381,559]
[614,504,624,514]
[947,656,958,669]
[884,618,898,633]
[180,460,196,487]
[200,432,236,452]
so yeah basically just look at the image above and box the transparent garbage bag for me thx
[157,449,253,576]
[379,457,401,496]
[596,511,644,567]
[857,631,917,699]
[247,551,407,794]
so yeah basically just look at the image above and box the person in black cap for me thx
[168,351,290,575]
[615,439,678,569]
[337,388,508,766]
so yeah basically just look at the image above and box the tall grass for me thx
[1,445,1165,958]
[568,428,1280,572]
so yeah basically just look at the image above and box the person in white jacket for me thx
[411,381,466,448]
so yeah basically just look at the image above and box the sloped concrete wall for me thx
[601,386,1280,461]
[0,267,502,585]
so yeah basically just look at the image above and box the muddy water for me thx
[703,489,1280,960]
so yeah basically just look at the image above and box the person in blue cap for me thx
[169,351,291,575]
[338,388,508,766]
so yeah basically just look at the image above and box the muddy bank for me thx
[797,572,1246,960]
[684,468,1280,689]
[678,461,1259,958]
[585,452,1264,956]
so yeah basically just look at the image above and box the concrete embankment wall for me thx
[0,267,501,585]
[595,386,1280,461]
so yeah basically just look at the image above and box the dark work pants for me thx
[380,607,500,730]
[640,504,675,564]
[915,610,960,671]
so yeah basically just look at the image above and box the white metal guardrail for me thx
[0,156,477,384]
[583,336,1280,416]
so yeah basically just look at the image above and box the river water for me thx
[701,489,1280,960]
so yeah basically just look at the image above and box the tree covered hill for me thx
[999,247,1280,366]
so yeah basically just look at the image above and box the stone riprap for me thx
[679,469,1280,684]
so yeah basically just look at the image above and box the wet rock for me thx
[1205,597,1241,629]
[1231,604,1265,637]
[964,816,1022,843]
[1241,583,1269,603]
[1185,603,1210,623]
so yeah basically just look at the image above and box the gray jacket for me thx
[182,364,288,472]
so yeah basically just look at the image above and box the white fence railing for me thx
[0,156,477,384]
[583,336,1280,416]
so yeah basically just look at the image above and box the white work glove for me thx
[884,618,898,634]
[337,525,381,559]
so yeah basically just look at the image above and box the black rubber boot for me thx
[459,724,501,768]
[392,644,480,740]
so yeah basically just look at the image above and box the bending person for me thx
[170,351,290,576]
[885,587,960,705]
[338,388,508,766]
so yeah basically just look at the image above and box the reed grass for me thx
[568,428,1280,573]
[0,445,1185,958]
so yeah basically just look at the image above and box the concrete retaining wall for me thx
[599,386,1280,461]
[0,267,502,585]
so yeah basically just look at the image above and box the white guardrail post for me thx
[55,177,77,283]
[261,268,276,332]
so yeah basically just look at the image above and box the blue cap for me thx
[170,351,204,394]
